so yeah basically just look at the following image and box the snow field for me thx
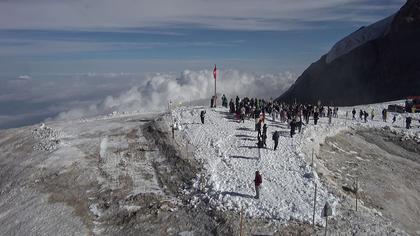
[169,100,419,226]
[170,107,337,224]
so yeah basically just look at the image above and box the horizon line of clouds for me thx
[0,38,246,56]
[0,0,405,31]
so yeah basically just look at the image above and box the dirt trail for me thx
[318,128,420,235]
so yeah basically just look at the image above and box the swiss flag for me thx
[213,64,217,80]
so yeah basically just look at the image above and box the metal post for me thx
[325,216,328,236]
[313,183,317,227]
[239,206,244,236]
[356,191,358,212]
[186,142,188,159]
[311,148,314,167]
[355,177,359,212]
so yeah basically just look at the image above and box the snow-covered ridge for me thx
[326,14,395,64]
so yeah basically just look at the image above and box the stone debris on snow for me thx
[31,123,61,151]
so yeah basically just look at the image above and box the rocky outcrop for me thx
[277,0,420,106]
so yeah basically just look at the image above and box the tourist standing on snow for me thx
[229,99,235,113]
[272,131,280,150]
[235,96,240,112]
[352,108,356,120]
[406,116,412,129]
[290,118,297,137]
[393,115,397,123]
[240,106,246,123]
[262,123,267,136]
[221,94,227,108]
[313,111,319,125]
[262,132,267,148]
[272,109,276,122]
[200,110,206,124]
[364,111,368,123]
[254,171,262,199]
[297,116,305,133]
[371,109,375,120]
[262,124,268,148]
[382,108,387,122]
[333,107,338,118]
[327,107,332,125]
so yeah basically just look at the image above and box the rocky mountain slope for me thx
[277,0,420,106]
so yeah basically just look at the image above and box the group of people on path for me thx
[198,95,419,199]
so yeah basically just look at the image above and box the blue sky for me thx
[0,0,406,129]
[0,0,404,76]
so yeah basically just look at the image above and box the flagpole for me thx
[214,71,217,107]
[214,64,217,107]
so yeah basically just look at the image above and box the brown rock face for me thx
[277,0,420,106]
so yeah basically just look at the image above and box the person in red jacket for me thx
[254,171,262,199]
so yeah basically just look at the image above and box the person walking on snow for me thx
[272,131,280,150]
[406,116,412,129]
[327,107,332,125]
[262,132,267,148]
[256,120,262,138]
[262,123,267,136]
[352,108,356,120]
[240,106,246,123]
[392,115,396,124]
[254,171,262,199]
[382,108,387,122]
[290,118,297,138]
[200,110,206,124]
[313,111,319,125]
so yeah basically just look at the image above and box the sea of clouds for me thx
[54,69,296,120]
[0,69,296,128]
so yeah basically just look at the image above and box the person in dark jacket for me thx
[229,99,235,113]
[352,108,356,120]
[256,121,262,138]
[257,136,264,149]
[262,123,267,136]
[254,171,262,199]
[313,111,319,125]
[272,131,279,150]
[262,133,267,148]
[290,118,296,138]
[406,116,412,129]
[382,108,387,122]
[200,110,206,124]
[222,94,228,108]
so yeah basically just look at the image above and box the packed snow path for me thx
[170,107,339,224]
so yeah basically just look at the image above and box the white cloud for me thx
[16,75,31,80]
[55,69,296,120]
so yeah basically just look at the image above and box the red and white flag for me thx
[213,64,217,80]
